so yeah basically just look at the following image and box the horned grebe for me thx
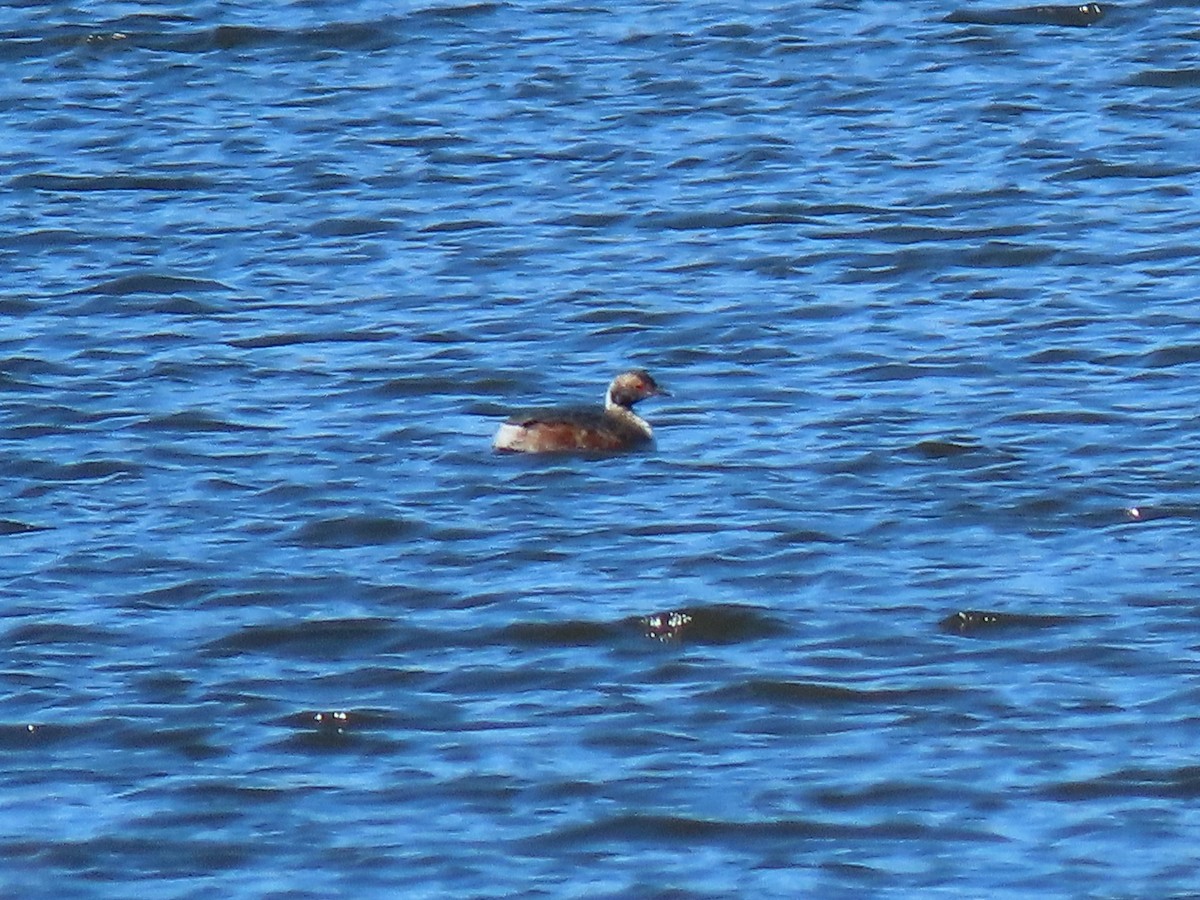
[492,369,668,454]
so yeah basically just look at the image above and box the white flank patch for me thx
[492,422,526,451]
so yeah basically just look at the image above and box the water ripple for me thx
[5,0,1200,896]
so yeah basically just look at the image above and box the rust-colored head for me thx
[607,369,668,409]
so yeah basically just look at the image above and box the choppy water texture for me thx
[4,1,1200,896]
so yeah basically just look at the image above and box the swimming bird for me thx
[492,369,668,454]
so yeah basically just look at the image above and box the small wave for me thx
[309,217,396,238]
[1143,344,1200,369]
[292,515,424,548]
[1122,505,1200,525]
[272,710,400,752]
[908,437,982,459]
[498,604,784,648]
[81,273,231,295]
[0,723,72,750]
[938,609,1076,636]
[1004,409,1123,425]
[708,678,961,708]
[1046,765,1200,801]
[1051,158,1199,183]
[132,411,274,434]
[206,22,394,54]
[226,329,396,350]
[500,619,624,647]
[531,811,1004,851]
[0,520,50,536]
[37,458,141,483]
[0,228,84,250]
[944,3,1106,27]
[12,173,214,192]
[203,617,396,659]
[418,218,500,234]
[129,578,221,609]
[5,621,117,646]
[1129,68,1200,89]
[632,603,786,644]
[277,709,394,732]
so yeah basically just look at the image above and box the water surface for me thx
[4,1,1200,896]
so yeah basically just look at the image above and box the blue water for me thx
[5,1,1200,896]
